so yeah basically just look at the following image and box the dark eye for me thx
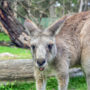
[48,44,53,51]
[31,45,36,50]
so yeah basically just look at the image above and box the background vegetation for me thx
[0,0,89,28]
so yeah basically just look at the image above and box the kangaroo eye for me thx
[31,45,36,50]
[48,44,53,51]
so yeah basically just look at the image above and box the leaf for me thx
[72,0,78,4]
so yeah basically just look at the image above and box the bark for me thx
[0,41,15,47]
[79,0,84,12]
[0,0,30,48]
[79,0,88,12]
[62,0,65,15]
[0,59,83,84]
[83,0,88,11]
[0,59,34,82]
[49,0,56,17]
[13,0,17,18]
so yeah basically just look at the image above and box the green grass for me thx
[0,46,32,60]
[69,76,87,90]
[0,33,10,41]
[0,76,87,90]
[0,32,32,59]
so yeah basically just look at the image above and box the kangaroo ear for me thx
[44,16,67,36]
[24,19,40,36]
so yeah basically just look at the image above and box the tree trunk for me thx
[0,0,30,48]
[83,0,88,11]
[13,0,17,18]
[49,0,56,17]
[79,0,84,12]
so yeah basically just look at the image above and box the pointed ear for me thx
[24,19,40,36]
[44,16,67,36]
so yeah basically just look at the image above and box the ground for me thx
[0,77,87,90]
[0,33,32,60]
[0,33,87,90]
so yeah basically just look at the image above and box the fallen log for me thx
[0,59,84,84]
[0,41,15,47]
[0,59,34,82]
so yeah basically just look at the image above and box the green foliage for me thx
[0,76,87,90]
[72,0,77,4]
[17,2,27,17]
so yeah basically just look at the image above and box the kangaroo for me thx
[24,11,90,90]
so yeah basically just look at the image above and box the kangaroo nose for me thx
[37,59,46,66]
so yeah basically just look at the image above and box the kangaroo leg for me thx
[56,59,69,90]
[34,69,46,90]
[57,74,69,90]
[81,48,90,90]
[36,78,46,90]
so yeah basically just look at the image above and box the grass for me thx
[0,46,32,60]
[69,76,87,90]
[0,76,87,90]
[0,33,32,60]
[0,33,10,41]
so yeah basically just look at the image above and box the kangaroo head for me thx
[24,17,66,71]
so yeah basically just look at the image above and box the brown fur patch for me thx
[56,11,90,66]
